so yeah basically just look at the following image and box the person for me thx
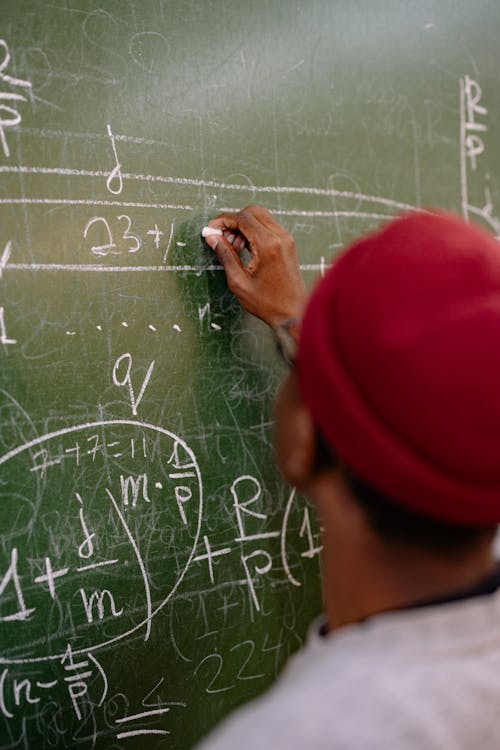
[197,205,500,749]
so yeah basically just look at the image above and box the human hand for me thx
[204,205,307,331]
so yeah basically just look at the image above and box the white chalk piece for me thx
[201,226,223,238]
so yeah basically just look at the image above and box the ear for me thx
[275,373,318,490]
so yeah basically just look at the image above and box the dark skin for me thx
[206,205,307,328]
[206,205,497,632]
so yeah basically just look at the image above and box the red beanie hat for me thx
[297,211,500,525]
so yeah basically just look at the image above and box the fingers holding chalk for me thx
[202,225,247,253]
[202,225,247,254]
[201,226,223,238]
[201,226,223,250]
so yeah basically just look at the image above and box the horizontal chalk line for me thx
[8,262,328,273]
[0,164,417,212]
[217,206,392,220]
[7,263,220,272]
[0,198,193,210]
[76,559,119,572]
[0,197,394,220]
[19,126,168,146]
[116,729,170,738]
[115,708,171,724]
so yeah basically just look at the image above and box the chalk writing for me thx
[120,473,151,507]
[299,507,323,559]
[0,668,56,719]
[83,215,117,256]
[0,240,11,279]
[0,306,16,345]
[193,536,232,584]
[112,353,155,416]
[0,548,35,622]
[34,557,69,600]
[0,420,204,663]
[79,588,124,623]
[106,124,123,195]
[0,40,31,158]
[147,223,163,248]
[83,214,141,256]
[460,75,500,236]
[76,494,96,558]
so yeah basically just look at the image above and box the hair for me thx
[314,429,497,556]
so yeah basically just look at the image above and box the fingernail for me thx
[205,234,219,250]
[226,234,236,244]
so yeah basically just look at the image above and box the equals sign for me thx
[115,707,171,739]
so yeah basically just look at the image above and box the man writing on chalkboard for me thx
[198,206,500,749]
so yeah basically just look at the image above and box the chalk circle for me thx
[0,420,203,664]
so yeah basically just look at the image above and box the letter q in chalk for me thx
[201,226,223,238]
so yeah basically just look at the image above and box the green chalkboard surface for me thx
[1,1,500,747]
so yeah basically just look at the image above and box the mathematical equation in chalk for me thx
[0,333,320,745]
[83,213,177,260]
[0,39,31,159]
[0,645,107,723]
[0,422,203,641]
[0,657,186,743]
[0,419,320,722]
[460,74,500,236]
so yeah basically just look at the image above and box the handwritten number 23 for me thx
[84,214,142,256]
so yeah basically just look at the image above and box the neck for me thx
[311,473,496,632]
[322,536,495,632]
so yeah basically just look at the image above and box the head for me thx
[275,211,500,615]
[275,369,497,559]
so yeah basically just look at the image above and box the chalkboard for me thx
[1,1,500,747]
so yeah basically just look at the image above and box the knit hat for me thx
[297,211,500,525]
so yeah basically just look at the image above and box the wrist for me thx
[273,318,301,367]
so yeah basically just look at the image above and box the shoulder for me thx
[196,619,410,749]
[196,595,500,749]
